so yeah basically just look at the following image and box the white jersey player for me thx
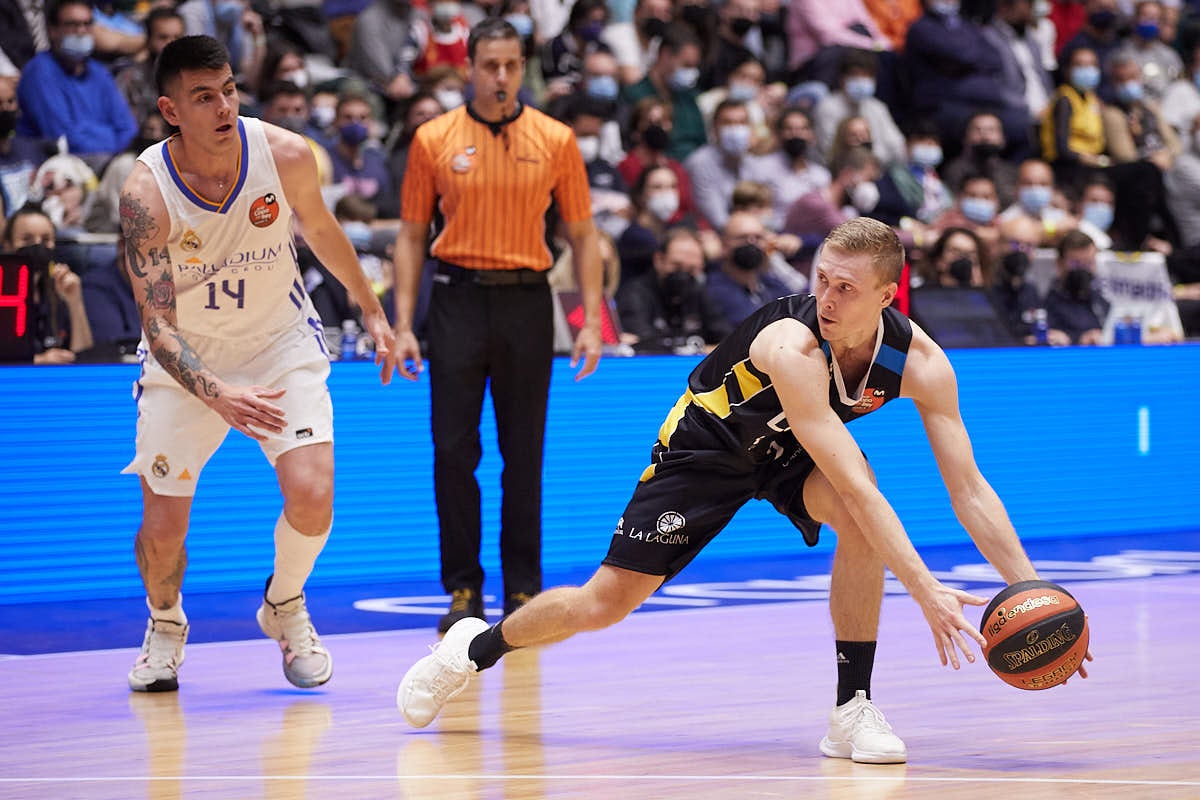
[119,35,396,693]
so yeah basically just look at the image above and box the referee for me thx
[392,17,605,634]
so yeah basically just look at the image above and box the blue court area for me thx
[1,346,1198,655]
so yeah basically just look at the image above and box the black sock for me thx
[467,619,516,671]
[836,640,877,705]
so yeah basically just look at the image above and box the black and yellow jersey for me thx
[655,294,913,465]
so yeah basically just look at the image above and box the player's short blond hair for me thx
[822,217,905,286]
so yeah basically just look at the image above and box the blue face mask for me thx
[844,76,876,102]
[669,66,699,91]
[505,13,534,39]
[960,196,997,224]
[1019,184,1052,214]
[1135,21,1159,40]
[727,81,758,103]
[577,20,605,42]
[1081,201,1114,231]
[910,143,943,169]
[339,121,369,147]
[59,33,94,61]
[586,74,619,101]
[1115,80,1143,103]
[342,220,373,251]
[1070,65,1101,92]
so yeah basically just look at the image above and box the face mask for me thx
[661,269,697,302]
[669,66,700,91]
[435,88,464,109]
[1070,65,1101,92]
[1019,184,1052,213]
[1001,249,1030,279]
[339,121,369,146]
[1088,10,1117,31]
[642,123,670,151]
[970,141,1002,160]
[1082,201,1114,231]
[947,257,974,286]
[640,17,668,39]
[58,33,94,61]
[910,143,943,168]
[731,242,765,271]
[16,243,53,272]
[782,136,808,159]
[727,81,757,103]
[277,114,307,133]
[586,74,619,101]
[1136,21,1159,40]
[844,76,876,102]
[646,189,680,221]
[342,220,373,251]
[311,105,336,129]
[577,134,600,163]
[930,0,960,16]
[214,0,242,25]
[718,124,752,156]
[1115,81,1143,103]
[578,21,605,42]
[0,109,17,137]
[729,16,754,36]
[960,196,997,224]
[433,1,460,20]
[1064,267,1094,301]
[850,180,880,212]
[282,70,309,89]
[505,13,534,38]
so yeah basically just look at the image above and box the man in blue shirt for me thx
[706,210,795,328]
[16,0,138,166]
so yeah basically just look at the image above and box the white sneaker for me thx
[819,690,907,764]
[257,591,333,688]
[397,617,490,728]
[128,618,188,693]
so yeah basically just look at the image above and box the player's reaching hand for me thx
[210,385,287,441]
[914,583,989,670]
[361,307,397,385]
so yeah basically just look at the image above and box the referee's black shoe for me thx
[437,588,486,634]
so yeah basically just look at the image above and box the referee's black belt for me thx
[434,261,548,286]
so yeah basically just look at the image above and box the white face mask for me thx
[646,189,680,221]
[311,105,336,129]
[850,181,880,213]
[282,70,308,88]
[434,89,464,110]
[718,124,752,156]
[576,135,600,163]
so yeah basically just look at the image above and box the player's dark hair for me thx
[155,35,231,96]
[468,17,521,59]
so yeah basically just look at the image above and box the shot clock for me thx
[0,253,37,363]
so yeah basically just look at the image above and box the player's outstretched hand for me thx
[362,309,397,385]
[393,328,424,381]
[212,385,287,441]
[917,583,989,670]
[571,325,603,381]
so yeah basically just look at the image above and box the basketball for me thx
[980,580,1089,690]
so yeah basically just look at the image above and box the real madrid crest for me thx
[180,228,201,251]
[152,454,170,478]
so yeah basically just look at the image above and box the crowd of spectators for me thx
[2,0,1199,362]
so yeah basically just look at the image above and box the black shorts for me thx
[601,440,823,582]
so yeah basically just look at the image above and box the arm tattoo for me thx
[152,332,221,400]
[145,269,176,312]
[119,192,160,279]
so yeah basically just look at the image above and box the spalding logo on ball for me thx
[980,580,1089,690]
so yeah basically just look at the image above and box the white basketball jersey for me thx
[138,117,314,342]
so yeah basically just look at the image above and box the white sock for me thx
[267,512,330,604]
[148,595,186,625]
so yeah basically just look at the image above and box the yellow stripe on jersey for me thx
[731,360,766,402]
[638,463,657,483]
[657,392,692,446]
[658,359,772,446]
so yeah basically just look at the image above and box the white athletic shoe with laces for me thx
[128,618,188,693]
[397,616,490,727]
[257,590,333,688]
[819,690,908,764]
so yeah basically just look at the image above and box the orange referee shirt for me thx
[400,104,593,271]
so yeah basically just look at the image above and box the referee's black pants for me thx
[426,278,554,601]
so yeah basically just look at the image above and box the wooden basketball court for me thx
[2,572,1197,799]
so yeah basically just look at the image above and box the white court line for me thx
[1,775,1198,787]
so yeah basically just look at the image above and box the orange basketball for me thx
[979,580,1089,690]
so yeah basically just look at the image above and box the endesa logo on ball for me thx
[249,193,279,228]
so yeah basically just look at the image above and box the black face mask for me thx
[971,142,1002,161]
[1065,268,1094,301]
[729,16,755,36]
[781,136,808,159]
[639,17,668,39]
[731,243,765,271]
[1088,10,1117,31]
[642,123,671,152]
[16,243,53,272]
[0,109,16,138]
[1001,250,1029,280]
[661,270,697,304]
[947,257,974,287]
